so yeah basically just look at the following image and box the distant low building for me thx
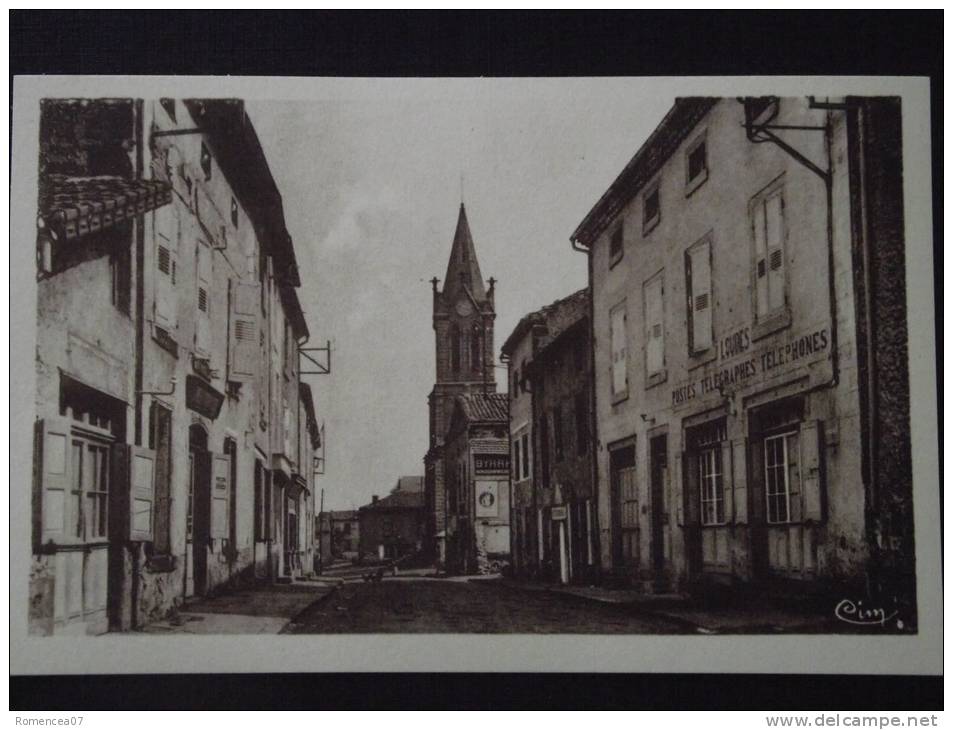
[358,491,425,562]
[328,510,360,557]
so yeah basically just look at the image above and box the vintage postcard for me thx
[9,75,940,675]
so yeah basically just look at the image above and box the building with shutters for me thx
[31,98,322,634]
[442,392,511,575]
[502,289,596,585]
[571,97,913,611]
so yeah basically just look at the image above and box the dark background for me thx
[10,9,942,712]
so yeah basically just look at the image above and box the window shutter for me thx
[195,244,212,355]
[748,437,766,525]
[754,203,768,317]
[154,206,178,329]
[721,439,734,523]
[611,306,627,394]
[680,451,700,527]
[211,453,231,539]
[800,421,825,523]
[229,282,260,381]
[645,278,664,374]
[731,438,748,524]
[111,444,157,542]
[765,194,785,312]
[35,417,72,546]
[689,242,712,351]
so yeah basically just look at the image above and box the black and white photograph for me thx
[13,75,939,652]
[8,11,943,707]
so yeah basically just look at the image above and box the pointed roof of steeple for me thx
[443,203,486,301]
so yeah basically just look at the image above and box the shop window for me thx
[686,236,713,354]
[643,273,665,381]
[643,181,660,235]
[685,132,709,195]
[609,301,628,400]
[609,223,624,268]
[764,431,800,524]
[690,420,727,526]
[752,185,787,321]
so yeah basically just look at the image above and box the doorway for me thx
[609,442,637,572]
[188,424,211,597]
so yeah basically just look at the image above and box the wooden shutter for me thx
[610,305,627,395]
[721,439,734,523]
[211,453,231,539]
[154,205,178,329]
[731,438,748,524]
[112,444,157,542]
[645,277,664,374]
[681,451,700,527]
[748,437,766,525]
[229,281,260,381]
[35,417,72,547]
[688,242,712,351]
[800,420,825,523]
[765,193,785,312]
[754,202,769,317]
[195,243,212,355]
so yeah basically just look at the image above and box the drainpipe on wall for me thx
[571,236,600,578]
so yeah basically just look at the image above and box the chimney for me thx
[372,495,378,505]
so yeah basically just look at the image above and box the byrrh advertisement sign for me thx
[671,322,832,409]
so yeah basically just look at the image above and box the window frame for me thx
[609,299,629,403]
[642,271,667,386]
[749,176,792,339]
[685,129,709,197]
[642,179,661,236]
[685,234,714,357]
[699,445,725,526]
[608,222,625,269]
[764,429,800,525]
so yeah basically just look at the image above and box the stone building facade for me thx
[503,290,596,584]
[442,393,511,575]
[424,204,497,568]
[571,97,912,614]
[31,98,321,634]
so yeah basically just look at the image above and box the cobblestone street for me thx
[283,572,689,634]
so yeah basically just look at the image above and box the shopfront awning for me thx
[38,174,172,242]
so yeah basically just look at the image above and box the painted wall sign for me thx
[474,453,509,473]
[671,326,830,408]
[475,480,499,518]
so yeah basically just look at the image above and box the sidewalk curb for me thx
[497,579,710,634]
[280,584,340,633]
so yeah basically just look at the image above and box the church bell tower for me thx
[424,203,496,563]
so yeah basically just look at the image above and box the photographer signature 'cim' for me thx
[834,598,903,630]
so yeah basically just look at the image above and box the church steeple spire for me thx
[442,203,486,301]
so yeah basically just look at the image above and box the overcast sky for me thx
[246,80,672,511]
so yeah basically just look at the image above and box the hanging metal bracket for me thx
[739,97,831,184]
[300,340,332,375]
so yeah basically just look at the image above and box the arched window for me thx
[450,323,461,373]
[471,324,483,372]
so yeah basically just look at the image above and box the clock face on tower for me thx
[455,298,473,317]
